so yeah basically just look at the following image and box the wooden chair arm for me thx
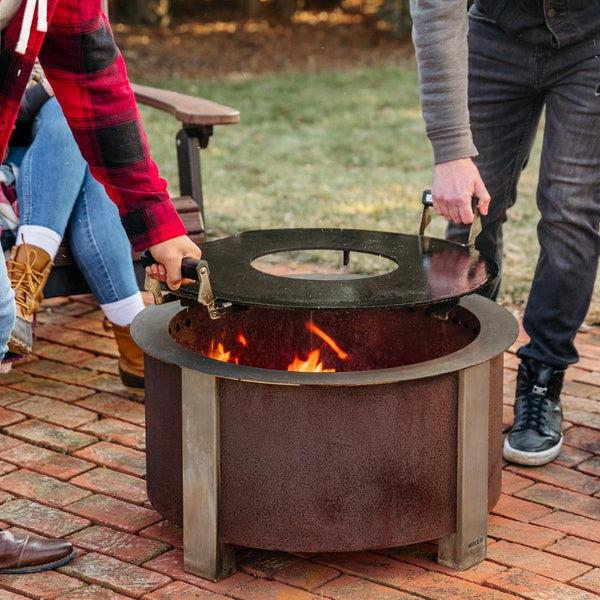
[132,83,240,127]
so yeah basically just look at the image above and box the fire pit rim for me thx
[132,295,518,386]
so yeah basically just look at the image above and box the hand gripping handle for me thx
[419,190,482,247]
[141,250,205,281]
[141,250,218,316]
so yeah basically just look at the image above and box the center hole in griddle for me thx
[251,249,398,279]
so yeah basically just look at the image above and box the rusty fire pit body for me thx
[132,226,518,582]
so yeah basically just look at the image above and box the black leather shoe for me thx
[503,358,564,466]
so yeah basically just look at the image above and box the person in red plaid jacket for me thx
[0,0,200,572]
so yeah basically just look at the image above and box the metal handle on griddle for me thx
[141,251,228,319]
[419,190,482,247]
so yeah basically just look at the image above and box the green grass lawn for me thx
[137,63,600,321]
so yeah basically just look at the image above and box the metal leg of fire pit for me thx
[181,369,236,581]
[438,361,490,571]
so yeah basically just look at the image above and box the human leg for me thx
[68,169,142,317]
[457,16,573,466]
[506,38,600,465]
[68,169,145,386]
[0,255,16,363]
[518,40,600,368]
[447,14,545,298]
[15,98,86,251]
[7,98,88,353]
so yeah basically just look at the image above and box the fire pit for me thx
[132,223,518,581]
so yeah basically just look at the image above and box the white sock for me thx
[101,292,145,327]
[16,225,62,260]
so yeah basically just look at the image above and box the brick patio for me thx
[0,294,599,600]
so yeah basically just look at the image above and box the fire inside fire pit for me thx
[171,305,479,372]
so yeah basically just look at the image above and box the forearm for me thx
[38,4,185,251]
[409,0,477,163]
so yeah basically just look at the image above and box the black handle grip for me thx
[141,250,203,281]
[422,189,479,211]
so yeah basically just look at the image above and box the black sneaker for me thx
[503,358,564,466]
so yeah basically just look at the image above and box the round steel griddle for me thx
[185,228,498,310]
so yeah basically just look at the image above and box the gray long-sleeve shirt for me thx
[409,0,476,164]
[410,0,600,164]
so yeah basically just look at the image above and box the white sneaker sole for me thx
[503,435,563,466]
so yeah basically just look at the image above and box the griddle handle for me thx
[421,190,479,212]
[141,250,203,281]
[420,190,482,246]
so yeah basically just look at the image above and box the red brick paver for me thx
[546,536,600,568]
[516,482,600,519]
[0,387,30,406]
[9,395,97,428]
[313,551,425,587]
[144,550,254,595]
[143,582,229,599]
[491,492,553,523]
[227,578,323,600]
[487,567,600,600]
[487,514,563,549]
[56,585,130,599]
[3,373,95,403]
[76,393,145,426]
[77,418,146,451]
[67,525,169,564]
[65,494,162,533]
[60,552,171,598]
[0,570,85,599]
[0,498,90,537]
[70,467,148,504]
[574,569,600,596]
[237,548,339,590]
[0,407,26,427]
[73,441,146,477]
[0,297,598,599]
[140,521,183,549]
[486,540,592,582]
[0,469,91,507]
[5,419,98,453]
[381,543,509,585]
[317,575,420,600]
[0,442,94,480]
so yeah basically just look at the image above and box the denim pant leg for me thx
[447,15,545,300]
[15,98,86,236]
[0,257,16,363]
[67,168,140,305]
[518,39,600,368]
[13,97,139,305]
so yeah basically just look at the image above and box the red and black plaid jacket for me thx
[0,0,186,251]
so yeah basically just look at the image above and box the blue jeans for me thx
[9,98,139,305]
[0,257,16,363]
[447,14,600,369]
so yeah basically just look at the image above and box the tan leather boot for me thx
[0,530,75,574]
[112,323,145,389]
[7,243,53,354]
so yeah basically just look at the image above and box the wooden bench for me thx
[44,83,239,297]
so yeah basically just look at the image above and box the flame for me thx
[207,340,232,362]
[205,322,347,372]
[306,322,349,360]
[287,348,335,372]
